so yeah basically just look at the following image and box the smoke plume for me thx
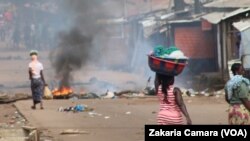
[50,0,121,88]
[50,29,92,87]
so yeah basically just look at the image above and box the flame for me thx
[52,86,73,96]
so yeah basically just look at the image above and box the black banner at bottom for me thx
[145,125,250,141]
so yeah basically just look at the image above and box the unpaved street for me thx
[15,97,228,141]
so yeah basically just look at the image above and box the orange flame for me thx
[52,86,73,96]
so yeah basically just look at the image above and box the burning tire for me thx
[52,87,74,99]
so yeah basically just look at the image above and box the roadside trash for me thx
[88,112,102,117]
[74,105,85,112]
[79,93,100,99]
[102,91,115,99]
[60,129,90,135]
[57,105,92,113]
[200,88,209,94]
[126,111,131,115]
[69,96,79,101]
[204,93,210,97]
[215,95,220,98]
[114,90,140,96]
[104,116,110,119]
[44,86,53,100]
[143,87,155,95]
[58,107,64,112]
[186,89,195,97]
[179,88,188,97]
[215,89,225,95]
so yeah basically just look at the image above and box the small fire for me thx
[52,86,73,96]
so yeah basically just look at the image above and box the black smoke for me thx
[50,0,122,88]
[50,29,92,88]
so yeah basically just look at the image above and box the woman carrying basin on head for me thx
[155,73,192,125]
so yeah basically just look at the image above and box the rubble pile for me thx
[181,88,225,98]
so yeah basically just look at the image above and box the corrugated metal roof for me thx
[233,19,250,31]
[168,18,200,24]
[204,0,250,8]
[222,8,250,20]
[202,12,226,24]
[202,8,250,24]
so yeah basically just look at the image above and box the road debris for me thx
[58,105,93,113]
[60,129,90,135]
[102,91,115,99]
[104,116,110,119]
[126,111,131,115]
[88,111,102,117]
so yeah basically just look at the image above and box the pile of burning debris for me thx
[52,86,74,99]
[49,88,155,100]
[45,76,225,100]
[46,77,155,100]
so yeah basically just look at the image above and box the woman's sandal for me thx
[31,106,36,110]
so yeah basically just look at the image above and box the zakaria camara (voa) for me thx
[149,129,218,137]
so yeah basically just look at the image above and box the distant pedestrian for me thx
[28,50,46,109]
[155,73,192,125]
[225,63,250,124]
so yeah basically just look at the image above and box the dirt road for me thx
[15,97,228,141]
[0,50,229,141]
